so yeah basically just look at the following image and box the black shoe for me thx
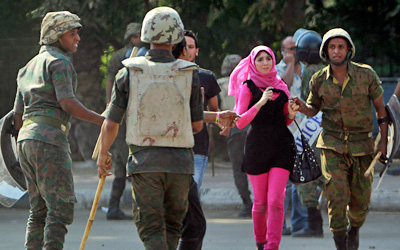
[292,226,323,237]
[281,227,291,236]
[107,209,133,220]
[333,233,347,250]
[238,207,252,218]
[347,226,360,250]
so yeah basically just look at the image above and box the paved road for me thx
[1,207,398,250]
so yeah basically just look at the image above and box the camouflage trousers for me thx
[109,124,129,208]
[131,172,191,250]
[17,140,76,250]
[296,175,325,208]
[321,148,373,234]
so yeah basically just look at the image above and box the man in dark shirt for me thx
[184,30,221,189]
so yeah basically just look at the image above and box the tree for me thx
[305,0,400,76]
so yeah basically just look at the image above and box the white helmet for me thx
[319,28,355,62]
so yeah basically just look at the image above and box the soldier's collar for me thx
[326,61,353,80]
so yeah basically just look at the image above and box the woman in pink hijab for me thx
[229,45,299,250]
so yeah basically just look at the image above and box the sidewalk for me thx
[10,159,400,211]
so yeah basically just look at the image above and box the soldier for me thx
[106,22,147,102]
[217,54,253,218]
[104,22,147,220]
[97,7,204,250]
[12,11,104,249]
[293,28,388,250]
[290,29,326,238]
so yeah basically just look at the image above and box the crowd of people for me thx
[11,5,391,250]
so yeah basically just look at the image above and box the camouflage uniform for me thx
[300,62,326,102]
[104,47,203,249]
[307,61,383,234]
[297,62,326,208]
[14,43,78,249]
[105,22,145,220]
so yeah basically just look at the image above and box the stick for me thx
[364,151,382,177]
[317,190,324,210]
[80,134,110,250]
[129,46,139,58]
[79,175,105,250]
[375,165,389,190]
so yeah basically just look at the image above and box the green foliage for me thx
[100,45,114,89]
[0,0,42,38]
[2,0,400,115]
[305,0,400,76]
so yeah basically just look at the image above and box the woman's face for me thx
[254,51,273,74]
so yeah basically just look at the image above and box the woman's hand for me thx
[288,100,299,120]
[257,86,274,107]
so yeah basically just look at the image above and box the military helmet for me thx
[221,54,242,76]
[295,30,322,64]
[319,28,356,62]
[39,11,82,45]
[141,7,184,45]
[124,23,142,40]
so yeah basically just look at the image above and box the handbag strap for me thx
[293,119,309,148]
[293,119,302,134]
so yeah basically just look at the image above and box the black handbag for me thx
[289,120,322,184]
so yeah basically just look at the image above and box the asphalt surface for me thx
[2,159,400,249]
[0,208,399,250]
[8,158,400,212]
[67,159,400,212]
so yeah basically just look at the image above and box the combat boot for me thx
[333,233,347,250]
[107,177,132,220]
[347,226,360,250]
[292,207,323,237]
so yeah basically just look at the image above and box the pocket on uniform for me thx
[45,191,76,224]
[45,190,77,204]
[351,85,368,95]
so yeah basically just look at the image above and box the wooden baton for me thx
[79,135,111,250]
[364,151,382,177]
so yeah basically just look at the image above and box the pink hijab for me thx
[229,45,290,109]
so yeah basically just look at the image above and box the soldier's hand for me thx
[377,143,388,164]
[290,97,306,112]
[97,152,112,178]
[218,110,240,128]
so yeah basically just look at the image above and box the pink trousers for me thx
[248,168,289,250]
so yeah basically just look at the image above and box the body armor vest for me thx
[122,56,197,147]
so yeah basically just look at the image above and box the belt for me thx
[23,116,70,135]
[128,144,148,155]
[325,130,372,142]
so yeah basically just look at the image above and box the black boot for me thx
[107,177,132,220]
[347,226,360,250]
[238,195,252,218]
[292,207,323,237]
[333,233,347,250]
